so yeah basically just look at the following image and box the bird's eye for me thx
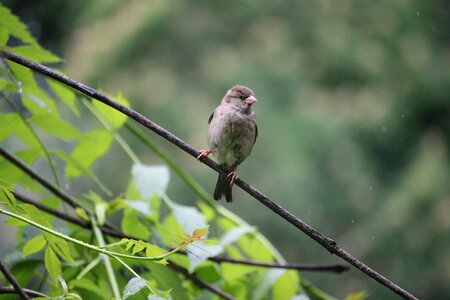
[238,94,245,99]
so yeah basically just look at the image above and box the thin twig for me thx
[0,287,47,298]
[0,260,31,300]
[1,50,418,300]
[168,263,236,300]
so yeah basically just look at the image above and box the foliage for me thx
[0,6,341,300]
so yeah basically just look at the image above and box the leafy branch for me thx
[0,50,417,300]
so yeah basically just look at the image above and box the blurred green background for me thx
[3,1,449,299]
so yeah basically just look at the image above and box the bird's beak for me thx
[244,95,257,105]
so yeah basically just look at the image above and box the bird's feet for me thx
[228,170,238,186]
[196,149,212,160]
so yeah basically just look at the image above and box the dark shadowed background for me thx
[2,1,449,299]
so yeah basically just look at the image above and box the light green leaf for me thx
[93,92,130,129]
[30,113,79,140]
[66,130,113,177]
[0,5,38,45]
[344,290,368,300]
[0,27,9,44]
[69,278,109,299]
[52,150,112,196]
[123,277,147,299]
[131,164,170,199]
[95,202,106,226]
[44,233,74,263]
[1,186,16,210]
[45,247,61,285]
[7,62,37,88]
[252,269,285,300]
[121,209,150,240]
[272,270,300,300]
[10,45,60,63]
[48,79,79,115]
[23,235,47,256]
[0,113,20,142]
[132,241,146,255]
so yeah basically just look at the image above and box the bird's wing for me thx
[254,123,258,143]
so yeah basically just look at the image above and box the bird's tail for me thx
[213,174,233,203]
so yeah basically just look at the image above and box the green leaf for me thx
[44,233,74,263]
[30,113,79,140]
[23,235,47,256]
[121,209,150,240]
[75,207,90,221]
[10,45,60,63]
[131,164,170,199]
[1,186,16,210]
[344,291,368,300]
[0,26,9,45]
[48,79,79,115]
[52,150,112,196]
[0,5,38,45]
[93,92,130,129]
[145,263,187,300]
[272,270,300,300]
[22,86,60,115]
[252,269,286,300]
[45,247,61,285]
[66,130,113,177]
[122,277,147,299]
[95,202,107,226]
[0,113,20,142]
[132,241,146,255]
[7,62,38,88]
[69,278,109,299]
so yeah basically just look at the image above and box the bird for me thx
[197,85,258,202]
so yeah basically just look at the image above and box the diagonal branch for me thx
[0,50,418,300]
[0,260,31,300]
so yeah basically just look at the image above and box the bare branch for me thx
[0,50,418,300]
[0,260,31,300]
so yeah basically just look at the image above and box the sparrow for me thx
[197,85,258,202]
